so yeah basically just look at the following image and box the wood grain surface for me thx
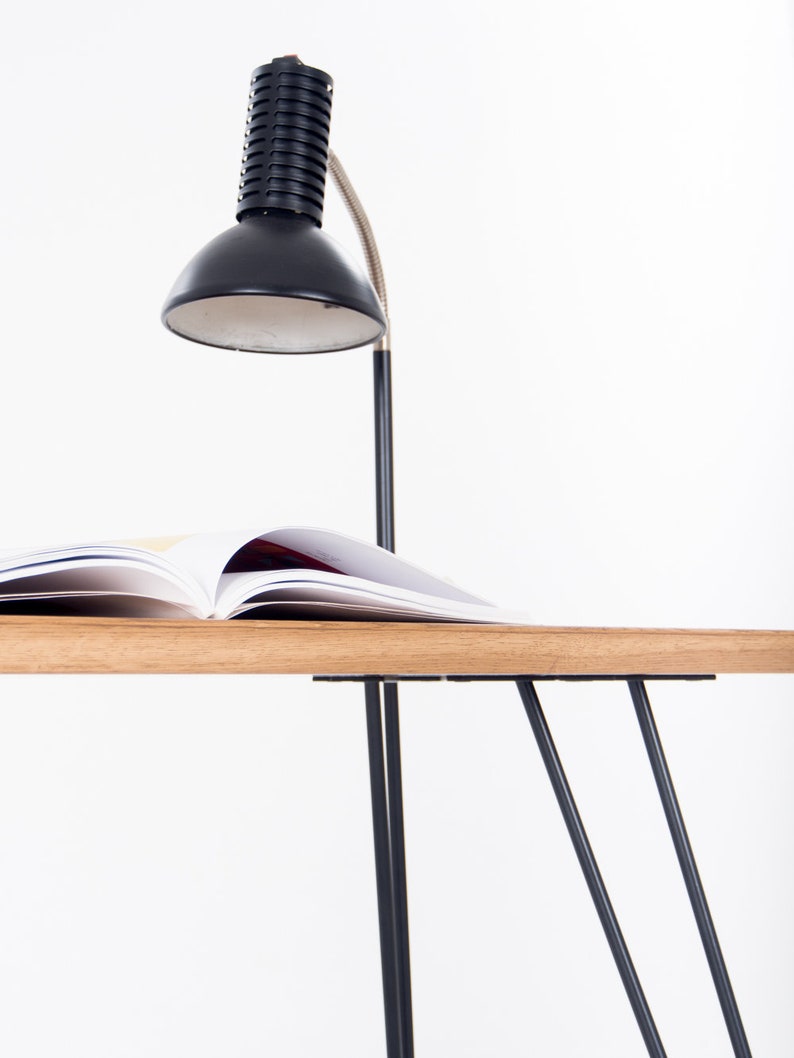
[1,617,793,675]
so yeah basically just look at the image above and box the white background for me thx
[0,2,793,1055]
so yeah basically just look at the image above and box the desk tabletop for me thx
[0,616,793,675]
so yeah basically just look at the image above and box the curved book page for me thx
[0,549,210,617]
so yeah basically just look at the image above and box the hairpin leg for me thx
[365,680,414,1058]
[628,679,753,1057]
[516,679,668,1058]
[383,681,415,1057]
[365,681,403,1058]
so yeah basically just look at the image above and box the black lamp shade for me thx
[162,214,387,353]
[162,57,387,354]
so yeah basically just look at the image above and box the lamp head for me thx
[162,56,386,354]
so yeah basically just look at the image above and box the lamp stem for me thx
[327,150,390,344]
[327,148,394,548]
[373,346,396,552]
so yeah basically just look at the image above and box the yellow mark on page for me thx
[114,535,191,552]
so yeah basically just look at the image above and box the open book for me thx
[0,526,529,623]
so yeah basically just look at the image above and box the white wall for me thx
[1,2,793,1055]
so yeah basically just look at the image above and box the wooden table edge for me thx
[1,616,793,675]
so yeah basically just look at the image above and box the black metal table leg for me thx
[516,679,668,1058]
[628,679,753,1058]
[365,680,415,1058]
[365,681,403,1058]
[383,681,415,1058]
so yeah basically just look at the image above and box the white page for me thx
[260,528,490,603]
[215,570,532,623]
[0,590,201,618]
[0,541,181,572]
[163,528,268,596]
[0,556,209,616]
[188,526,491,607]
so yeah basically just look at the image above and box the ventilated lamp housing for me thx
[162,56,387,354]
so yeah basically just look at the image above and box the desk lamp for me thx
[162,56,414,1058]
[161,54,754,1058]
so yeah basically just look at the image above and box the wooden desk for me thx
[2,615,791,1058]
[1,616,793,675]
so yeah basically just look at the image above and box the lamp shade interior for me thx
[165,293,384,353]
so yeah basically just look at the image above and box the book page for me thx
[163,528,269,595]
[220,527,490,606]
[0,545,211,617]
[213,568,532,623]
